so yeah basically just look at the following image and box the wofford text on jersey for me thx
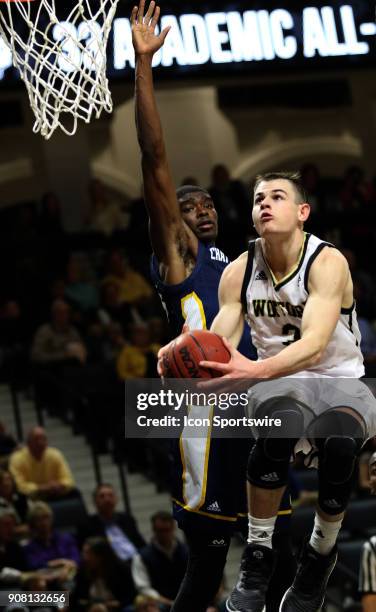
[252,299,305,318]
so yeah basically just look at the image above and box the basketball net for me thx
[0,0,120,138]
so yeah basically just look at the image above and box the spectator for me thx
[71,537,136,611]
[0,421,17,462]
[359,532,376,611]
[78,483,145,562]
[208,163,249,258]
[103,250,153,310]
[30,300,87,417]
[132,511,188,609]
[0,468,29,533]
[31,299,86,365]
[9,427,75,499]
[98,281,134,330]
[64,255,99,314]
[0,506,28,586]
[23,502,79,579]
[116,322,160,380]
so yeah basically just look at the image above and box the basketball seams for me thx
[188,331,216,378]
[170,340,186,378]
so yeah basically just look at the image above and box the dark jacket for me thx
[140,540,188,600]
[78,512,145,550]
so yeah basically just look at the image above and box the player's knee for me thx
[321,435,361,485]
[256,398,304,462]
[247,439,290,489]
[314,411,364,485]
[247,399,303,489]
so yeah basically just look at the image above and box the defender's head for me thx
[252,172,310,238]
[177,185,218,243]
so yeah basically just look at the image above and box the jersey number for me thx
[282,324,301,346]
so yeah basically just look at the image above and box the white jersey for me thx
[242,233,364,378]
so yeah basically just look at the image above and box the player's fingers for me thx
[151,4,161,29]
[145,0,155,25]
[199,360,231,372]
[159,25,171,42]
[158,343,170,359]
[182,323,190,333]
[131,6,138,25]
[138,0,146,23]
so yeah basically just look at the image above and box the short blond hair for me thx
[27,501,52,526]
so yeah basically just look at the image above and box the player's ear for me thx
[298,202,310,223]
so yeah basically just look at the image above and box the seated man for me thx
[78,483,145,562]
[132,511,188,610]
[9,427,75,500]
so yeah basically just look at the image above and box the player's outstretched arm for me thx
[132,2,188,270]
[200,247,350,379]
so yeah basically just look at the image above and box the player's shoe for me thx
[279,541,337,612]
[226,544,276,612]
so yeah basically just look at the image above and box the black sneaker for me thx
[226,544,276,612]
[279,542,337,612]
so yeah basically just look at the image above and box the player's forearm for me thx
[135,54,166,161]
[211,305,243,349]
[255,333,323,379]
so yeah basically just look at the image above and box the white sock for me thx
[309,513,342,556]
[247,515,277,549]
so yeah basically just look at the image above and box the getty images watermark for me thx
[125,379,284,439]
[124,378,376,439]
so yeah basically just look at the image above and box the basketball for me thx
[164,330,231,378]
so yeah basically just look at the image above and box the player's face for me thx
[252,179,310,237]
[179,192,218,242]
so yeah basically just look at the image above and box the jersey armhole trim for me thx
[341,302,355,315]
[150,241,205,293]
[303,242,334,293]
[241,241,256,313]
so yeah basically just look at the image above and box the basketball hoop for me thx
[0,0,120,138]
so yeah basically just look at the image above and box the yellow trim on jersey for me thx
[196,406,214,510]
[172,506,292,522]
[181,291,207,329]
[172,498,238,522]
[262,232,308,287]
[179,405,191,506]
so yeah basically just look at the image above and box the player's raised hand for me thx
[131,1,170,56]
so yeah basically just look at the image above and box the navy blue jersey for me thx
[150,241,256,359]
[150,241,291,532]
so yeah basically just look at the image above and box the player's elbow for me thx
[140,140,166,164]
[303,334,327,367]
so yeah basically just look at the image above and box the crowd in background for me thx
[0,162,376,611]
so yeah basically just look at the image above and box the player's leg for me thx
[280,408,366,612]
[266,493,297,612]
[171,526,231,612]
[227,399,303,612]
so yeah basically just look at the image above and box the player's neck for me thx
[262,230,305,281]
